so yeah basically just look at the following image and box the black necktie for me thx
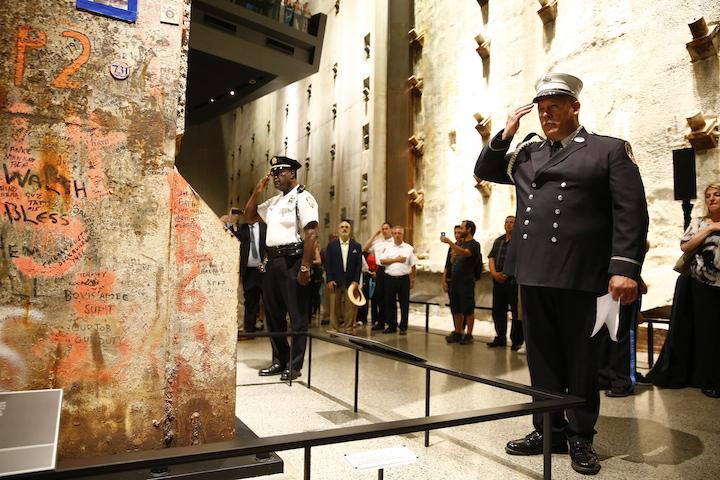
[249,224,259,259]
[550,140,562,155]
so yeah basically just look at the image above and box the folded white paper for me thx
[592,293,620,341]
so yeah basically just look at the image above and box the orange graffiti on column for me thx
[169,171,212,314]
[14,25,46,87]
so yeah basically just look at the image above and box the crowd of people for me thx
[222,72,718,476]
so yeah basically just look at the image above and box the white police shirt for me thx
[379,242,417,277]
[257,185,319,247]
[369,238,392,258]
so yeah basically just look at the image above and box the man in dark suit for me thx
[474,73,648,475]
[324,220,363,333]
[238,220,267,337]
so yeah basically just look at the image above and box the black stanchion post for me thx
[378,467,384,480]
[425,304,430,332]
[307,336,312,389]
[647,321,654,368]
[354,349,360,413]
[304,447,311,480]
[543,411,551,480]
[424,369,431,447]
[289,331,294,387]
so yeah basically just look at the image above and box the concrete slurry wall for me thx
[412,0,719,308]
[230,0,389,243]
[234,0,719,308]
[0,0,238,458]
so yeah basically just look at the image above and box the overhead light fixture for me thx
[210,98,215,103]
[230,90,235,96]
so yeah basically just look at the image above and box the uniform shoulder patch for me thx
[624,142,636,164]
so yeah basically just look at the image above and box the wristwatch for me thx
[299,265,310,273]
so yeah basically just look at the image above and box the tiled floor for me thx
[235,308,720,479]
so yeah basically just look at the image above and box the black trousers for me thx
[372,265,389,327]
[384,274,410,331]
[491,280,523,346]
[690,278,720,389]
[242,267,263,333]
[262,255,309,370]
[521,286,600,442]
[598,301,638,391]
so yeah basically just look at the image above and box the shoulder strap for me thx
[507,133,544,183]
[295,185,306,242]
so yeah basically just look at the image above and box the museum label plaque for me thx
[0,389,63,478]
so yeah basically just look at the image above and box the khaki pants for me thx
[329,286,357,332]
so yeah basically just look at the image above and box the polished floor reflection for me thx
[235,310,720,479]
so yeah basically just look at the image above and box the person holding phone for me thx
[441,220,481,345]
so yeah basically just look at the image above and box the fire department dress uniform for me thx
[474,74,648,450]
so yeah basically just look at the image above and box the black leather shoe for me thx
[399,329,407,335]
[258,363,284,376]
[701,388,720,398]
[280,369,301,381]
[510,343,522,351]
[505,430,568,455]
[605,387,634,398]
[382,327,397,333]
[569,439,600,475]
[371,324,385,331]
[487,338,507,348]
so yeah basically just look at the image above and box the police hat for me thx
[269,156,302,171]
[533,73,583,102]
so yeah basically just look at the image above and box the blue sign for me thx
[76,0,138,23]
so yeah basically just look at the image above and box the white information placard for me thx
[0,389,63,477]
[345,446,417,471]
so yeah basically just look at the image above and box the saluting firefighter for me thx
[474,73,648,475]
[244,156,319,382]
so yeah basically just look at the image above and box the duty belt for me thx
[266,242,304,258]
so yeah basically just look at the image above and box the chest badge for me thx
[573,137,585,143]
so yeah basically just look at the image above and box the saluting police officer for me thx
[244,156,319,382]
[474,73,648,475]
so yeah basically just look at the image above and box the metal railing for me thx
[17,331,583,480]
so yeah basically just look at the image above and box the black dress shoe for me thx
[569,439,601,475]
[371,324,384,331]
[280,369,301,381]
[510,343,522,351]
[701,388,720,398]
[382,327,397,333]
[258,363,284,376]
[505,430,568,455]
[605,387,634,397]
[399,329,407,335]
[487,338,507,348]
